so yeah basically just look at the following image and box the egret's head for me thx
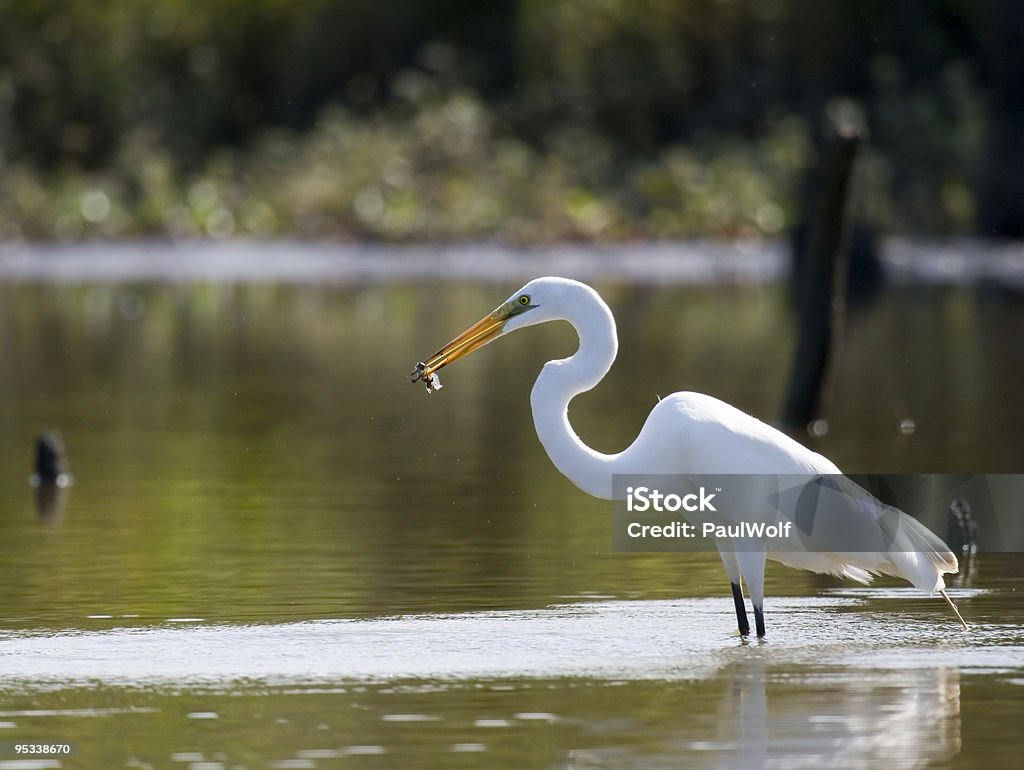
[410,277,582,389]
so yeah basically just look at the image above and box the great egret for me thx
[411,277,967,636]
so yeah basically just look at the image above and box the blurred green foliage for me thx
[0,0,1017,242]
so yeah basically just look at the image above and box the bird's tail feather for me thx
[886,511,959,593]
[768,509,958,593]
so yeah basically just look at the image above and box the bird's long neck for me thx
[530,289,619,500]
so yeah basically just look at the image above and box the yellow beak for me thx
[411,304,511,385]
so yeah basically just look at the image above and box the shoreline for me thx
[0,237,1021,287]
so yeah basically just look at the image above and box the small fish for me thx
[410,362,442,394]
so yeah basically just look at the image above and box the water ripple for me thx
[1,597,1019,689]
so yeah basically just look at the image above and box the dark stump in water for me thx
[32,431,72,521]
[34,431,71,486]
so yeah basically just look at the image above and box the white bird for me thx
[411,277,966,637]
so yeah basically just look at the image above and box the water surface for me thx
[1,249,1023,768]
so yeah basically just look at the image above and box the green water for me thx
[1,278,1022,768]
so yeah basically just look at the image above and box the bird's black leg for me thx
[753,604,766,638]
[731,582,750,636]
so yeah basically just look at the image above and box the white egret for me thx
[412,277,966,636]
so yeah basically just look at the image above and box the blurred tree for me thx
[0,0,1018,240]
[0,0,518,169]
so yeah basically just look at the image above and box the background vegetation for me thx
[1,0,1020,243]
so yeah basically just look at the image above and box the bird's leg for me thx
[753,604,766,638]
[731,582,751,636]
[737,548,768,638]
[718,548,751,637]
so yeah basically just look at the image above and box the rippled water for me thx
[1,247,1023,768]
[2,585,1022,768]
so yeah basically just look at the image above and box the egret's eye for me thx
[518,295,530,306]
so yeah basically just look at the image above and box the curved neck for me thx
[530,289,619,500]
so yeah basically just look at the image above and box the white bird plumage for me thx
[412,276,965,636]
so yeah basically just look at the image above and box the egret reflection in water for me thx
[565,661,960,769]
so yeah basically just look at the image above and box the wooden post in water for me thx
[34,431,71,486]
[32,431,72,521]
[782,123,862,434]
